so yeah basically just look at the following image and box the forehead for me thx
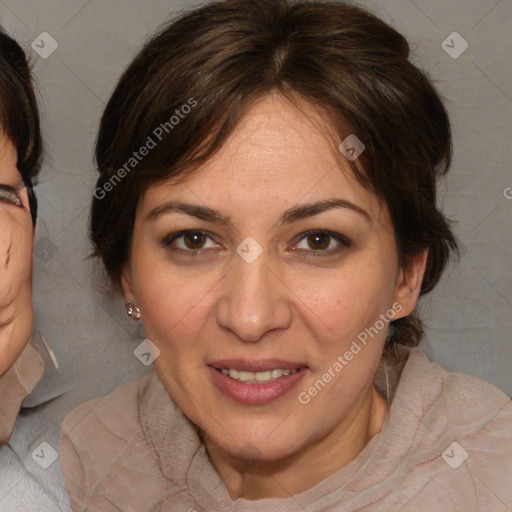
[194,94,343,181]
[141,94,387,226]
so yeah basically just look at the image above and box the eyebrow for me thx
[146,198,372,226]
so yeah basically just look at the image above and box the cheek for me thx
[0,218,34,375]
[291,260,395,347]
[131,250,217,347]
[0,215,33,307]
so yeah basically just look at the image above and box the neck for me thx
[202,383,388,500]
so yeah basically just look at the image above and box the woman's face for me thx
[0,136,34,375]
[123,94,426,461]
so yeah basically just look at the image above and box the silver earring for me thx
[125,300,141,320]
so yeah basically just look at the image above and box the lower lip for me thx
[208,366,308,405]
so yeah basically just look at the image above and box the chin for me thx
[203,421,307,462]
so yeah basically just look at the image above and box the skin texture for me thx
[122,93,428,500]
[0,136,34,376]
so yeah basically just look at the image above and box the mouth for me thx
[208,359,309,405]
[211,366,304,384]
[208,358,308,382]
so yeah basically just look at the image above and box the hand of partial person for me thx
[0,182,34,376]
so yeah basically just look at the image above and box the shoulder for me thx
[419,349,512,431]
[60,372,171,510]
[407,349,511,506]
[371,348,512,509]
[390,347,512,462]
[441,360,512,488]
[60,373,145,477]
[401,348,511,425]
[61,371,149,442]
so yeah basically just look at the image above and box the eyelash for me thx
[161,229,352,258]
[0,185,23,208]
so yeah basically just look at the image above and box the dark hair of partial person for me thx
[89,0,459,364]
[0,28,41,225]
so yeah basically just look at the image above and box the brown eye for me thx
[306,232,330,250]
[294,229,352,257]
[183,232,208,249]
[161,230,219,254]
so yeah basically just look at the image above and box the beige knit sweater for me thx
[60,346,512,511]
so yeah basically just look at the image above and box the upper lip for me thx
[208,359,308,372]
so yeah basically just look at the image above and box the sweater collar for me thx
[0,342,45,444]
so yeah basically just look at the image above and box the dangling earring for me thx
[125,300,141,320]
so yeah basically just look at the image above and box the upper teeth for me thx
[220,368,299,382]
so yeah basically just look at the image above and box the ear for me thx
[393,248,429,319]
[120,263,135,302]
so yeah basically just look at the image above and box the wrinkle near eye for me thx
[0,237,12,267]
[0,314,15,329]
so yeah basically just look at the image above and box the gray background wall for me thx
[1,0,510,429]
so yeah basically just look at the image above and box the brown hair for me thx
[90,0,459,362]
[0,28,42,224]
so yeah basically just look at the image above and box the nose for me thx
[215,247,292,343]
